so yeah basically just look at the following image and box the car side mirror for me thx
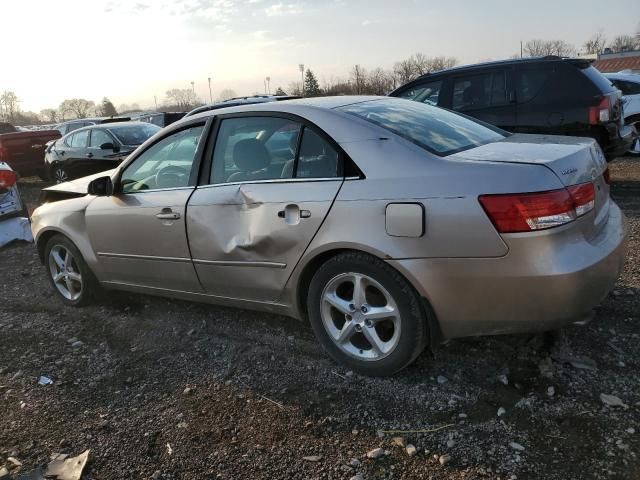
[87,176,113,196]
[100,142,120,153]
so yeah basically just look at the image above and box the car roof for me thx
[183,95,382,122]
[60,121,156,137]
[396,56,593,85]
[185,95,301,117]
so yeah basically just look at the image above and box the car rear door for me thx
[448,67,516,129]
[186,114,344,302]
[85,122,208,291]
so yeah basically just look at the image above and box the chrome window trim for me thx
[196,177,346,190]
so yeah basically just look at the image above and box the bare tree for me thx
[165,89,199,109]
[216,89,237,102]
[59,99,95,119]
[393,59,418,85]
[40,108,58,123]
[583,31,607,54]
[0,91,20,120]
[367,67,394,95]
[523,39,575,57]
[350,65,367,94]
[609,34,639,52]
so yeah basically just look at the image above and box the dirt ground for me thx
[1,159,639,480]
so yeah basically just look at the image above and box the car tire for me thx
[44,234,99,307]
[50,164,70,184]
[307,251,429,376]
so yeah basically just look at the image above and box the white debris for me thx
[600,393,628,408]
[509,442,525,451]
[497,407,506,417]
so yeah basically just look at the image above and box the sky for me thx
[1,0,639,113]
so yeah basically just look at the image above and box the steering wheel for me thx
[155,164,189,189]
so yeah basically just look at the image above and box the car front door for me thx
[448,68,516,129]
[87,128,124,176]
[85,122,207,291]
[186,115,344,302]
[60,129,90,180]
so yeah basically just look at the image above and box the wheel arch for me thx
[292,246,442,348]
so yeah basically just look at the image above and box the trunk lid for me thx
[451,133,610,230]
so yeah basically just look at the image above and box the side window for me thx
[615,80,640,96]
[67,122,83,134]
[89,129,113,147]
[516,68,551,103]
[295,128,340,179]
[120,125,204,193]
[397,80,442,106]
[69,130,89,148]
[452,72,507,111]
[64,133,74,147]
[210,117,301,184]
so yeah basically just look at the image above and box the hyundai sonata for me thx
[31,97,628,376]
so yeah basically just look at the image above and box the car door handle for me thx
[277,204,310,225]
[156,209,180,220]
[86,152,93,158]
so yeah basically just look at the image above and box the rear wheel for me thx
[44,234,99,306]
[307,252,429,376]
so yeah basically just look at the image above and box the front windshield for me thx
[337,98,506,156]
[109,124,160,145]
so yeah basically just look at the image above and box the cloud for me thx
[264,2,302,17]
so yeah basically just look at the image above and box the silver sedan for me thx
[31,97,628,376]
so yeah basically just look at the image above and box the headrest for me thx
[233,139,270,172]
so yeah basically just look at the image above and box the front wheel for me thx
[50,164,70,184]
[307,252,429,376]
[44,234,99,306]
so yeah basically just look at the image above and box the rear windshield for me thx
[109,124,160,145]
[337,98,505,156]
[579,65,615,93]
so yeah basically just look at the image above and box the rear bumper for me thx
[388,201,628,339]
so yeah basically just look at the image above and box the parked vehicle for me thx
[44,122,160,183]
[32,97,627,376]
[132,112,187,127]
[604,73,640,122]
[390,56,635,160]
[0,122,61,177]
[0,162,31,247]
[54,117,131,136]
[185,95,300,117]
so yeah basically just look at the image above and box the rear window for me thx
[579,65,615,93]
[336,98,505,156]
[109,124,160,145]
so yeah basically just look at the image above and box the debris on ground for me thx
[44,450,90,480]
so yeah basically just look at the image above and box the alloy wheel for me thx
[53,166,69,184]
[48,245,83,301]
[320,272,401,361]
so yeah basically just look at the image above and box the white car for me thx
[604,72,640,154]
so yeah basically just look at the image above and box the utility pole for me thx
[191,81,195,94]
[520,40,523,59]
[299,64,305,96]
[208,77,212,102]
[154,95,158,110]
[266,76,271,94]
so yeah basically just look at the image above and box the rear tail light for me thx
[589,96,610,125]
[479,182,595,233]
[0,169,17,189]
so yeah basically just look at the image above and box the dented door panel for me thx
[186,180,342,301]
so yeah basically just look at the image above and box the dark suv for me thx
[389,56,635,160]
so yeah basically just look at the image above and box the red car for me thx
[0,122,61,178]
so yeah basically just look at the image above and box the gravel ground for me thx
[1,158,639,480]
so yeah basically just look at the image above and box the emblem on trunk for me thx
[31,144,43,149]
[560,167,577,175]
